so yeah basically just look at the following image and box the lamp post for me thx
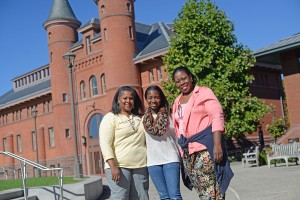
[63,52,83,179]
[32,108,41,177]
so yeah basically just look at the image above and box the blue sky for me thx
[1,0,300,96]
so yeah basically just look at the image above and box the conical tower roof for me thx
[46,0,78,21]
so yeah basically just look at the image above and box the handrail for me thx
[0,151,64,200]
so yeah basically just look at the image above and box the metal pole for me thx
[32,109,41,177]
[20,161,28,200]
[59,169,64,200]
[67,63,83,179]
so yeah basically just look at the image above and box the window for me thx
[48,128,55,147]
[149,70,154,83]
[31,74,35,82]
[17,135,22,152]
[65,129,70,138]
[80,81,87,99]
[127,2,131,12]
[101,74,106,94]
[63,93,67,102]
[89,114,104,139]
[104,28,108,41]
[157,66,163,81]
[43,102,46,113]
[86,36,92,54]
[129,26,133,39]
[101,5,105,13]
[90,76,98,96]
[32,131,37,151]
[3,138,8,151]
[47,100,51,112]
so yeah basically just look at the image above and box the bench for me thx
[267,142,300,168]
[242,146,259,167]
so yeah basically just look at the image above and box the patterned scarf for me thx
[143,107,169,136]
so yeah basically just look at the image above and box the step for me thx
[11,196,38,200]
[0,189,23,200]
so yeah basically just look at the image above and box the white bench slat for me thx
[267,142,300,168]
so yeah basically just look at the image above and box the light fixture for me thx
[62,52,83,179]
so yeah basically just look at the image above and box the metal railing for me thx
[0,151,64,200]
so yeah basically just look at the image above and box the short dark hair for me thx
[172,66,197,85]
[111,86,144,115]
[144,85,169,112]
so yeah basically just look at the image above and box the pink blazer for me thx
[172,86,225,155]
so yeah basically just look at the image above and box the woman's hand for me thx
[213,145,223,163]
[107,159,121,183]
[213,131,223,163]
[110,165,121,183]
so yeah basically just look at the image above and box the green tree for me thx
[163,0,269,137]
[266,118,287,142]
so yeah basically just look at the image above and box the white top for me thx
[145,115,180,166]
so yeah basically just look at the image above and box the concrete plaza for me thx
[99,162,300,200]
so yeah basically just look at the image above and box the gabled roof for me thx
[79,18,100,30]
[134,22,174,63]
[254,33,300,65]
[0,79,51,109]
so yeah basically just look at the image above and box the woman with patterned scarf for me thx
[143,85,183,200]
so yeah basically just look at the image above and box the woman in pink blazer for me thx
[172,66,233,200]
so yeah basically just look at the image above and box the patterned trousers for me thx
[182,149,224,200]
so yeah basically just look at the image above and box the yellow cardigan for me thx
[99,112,147,169]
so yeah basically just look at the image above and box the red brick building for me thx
[0,0,284,179]
[255,34,300,144]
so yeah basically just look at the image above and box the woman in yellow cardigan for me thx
[99,86,149,200]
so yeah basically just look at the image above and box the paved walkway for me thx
[98,162,300,200]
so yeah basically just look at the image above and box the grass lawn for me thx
[0,176,85,192]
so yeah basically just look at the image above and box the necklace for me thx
[128,116,137,132]
[119,114,138,132]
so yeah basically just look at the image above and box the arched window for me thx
[88,113,104,139]
[90,75,98,96]
[101,5,105,13]
[104,28,108,41]
[80,81,87,99]
[101,74,106,94]
[126,2,131,12]
[129,26,133,39]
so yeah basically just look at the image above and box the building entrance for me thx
[88,113,104,175]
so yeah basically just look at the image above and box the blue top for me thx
[178,125,234,196]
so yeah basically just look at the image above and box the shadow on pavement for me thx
[97,185,111,200]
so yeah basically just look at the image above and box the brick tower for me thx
[94,0,140,101]
[43,0,81,161]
